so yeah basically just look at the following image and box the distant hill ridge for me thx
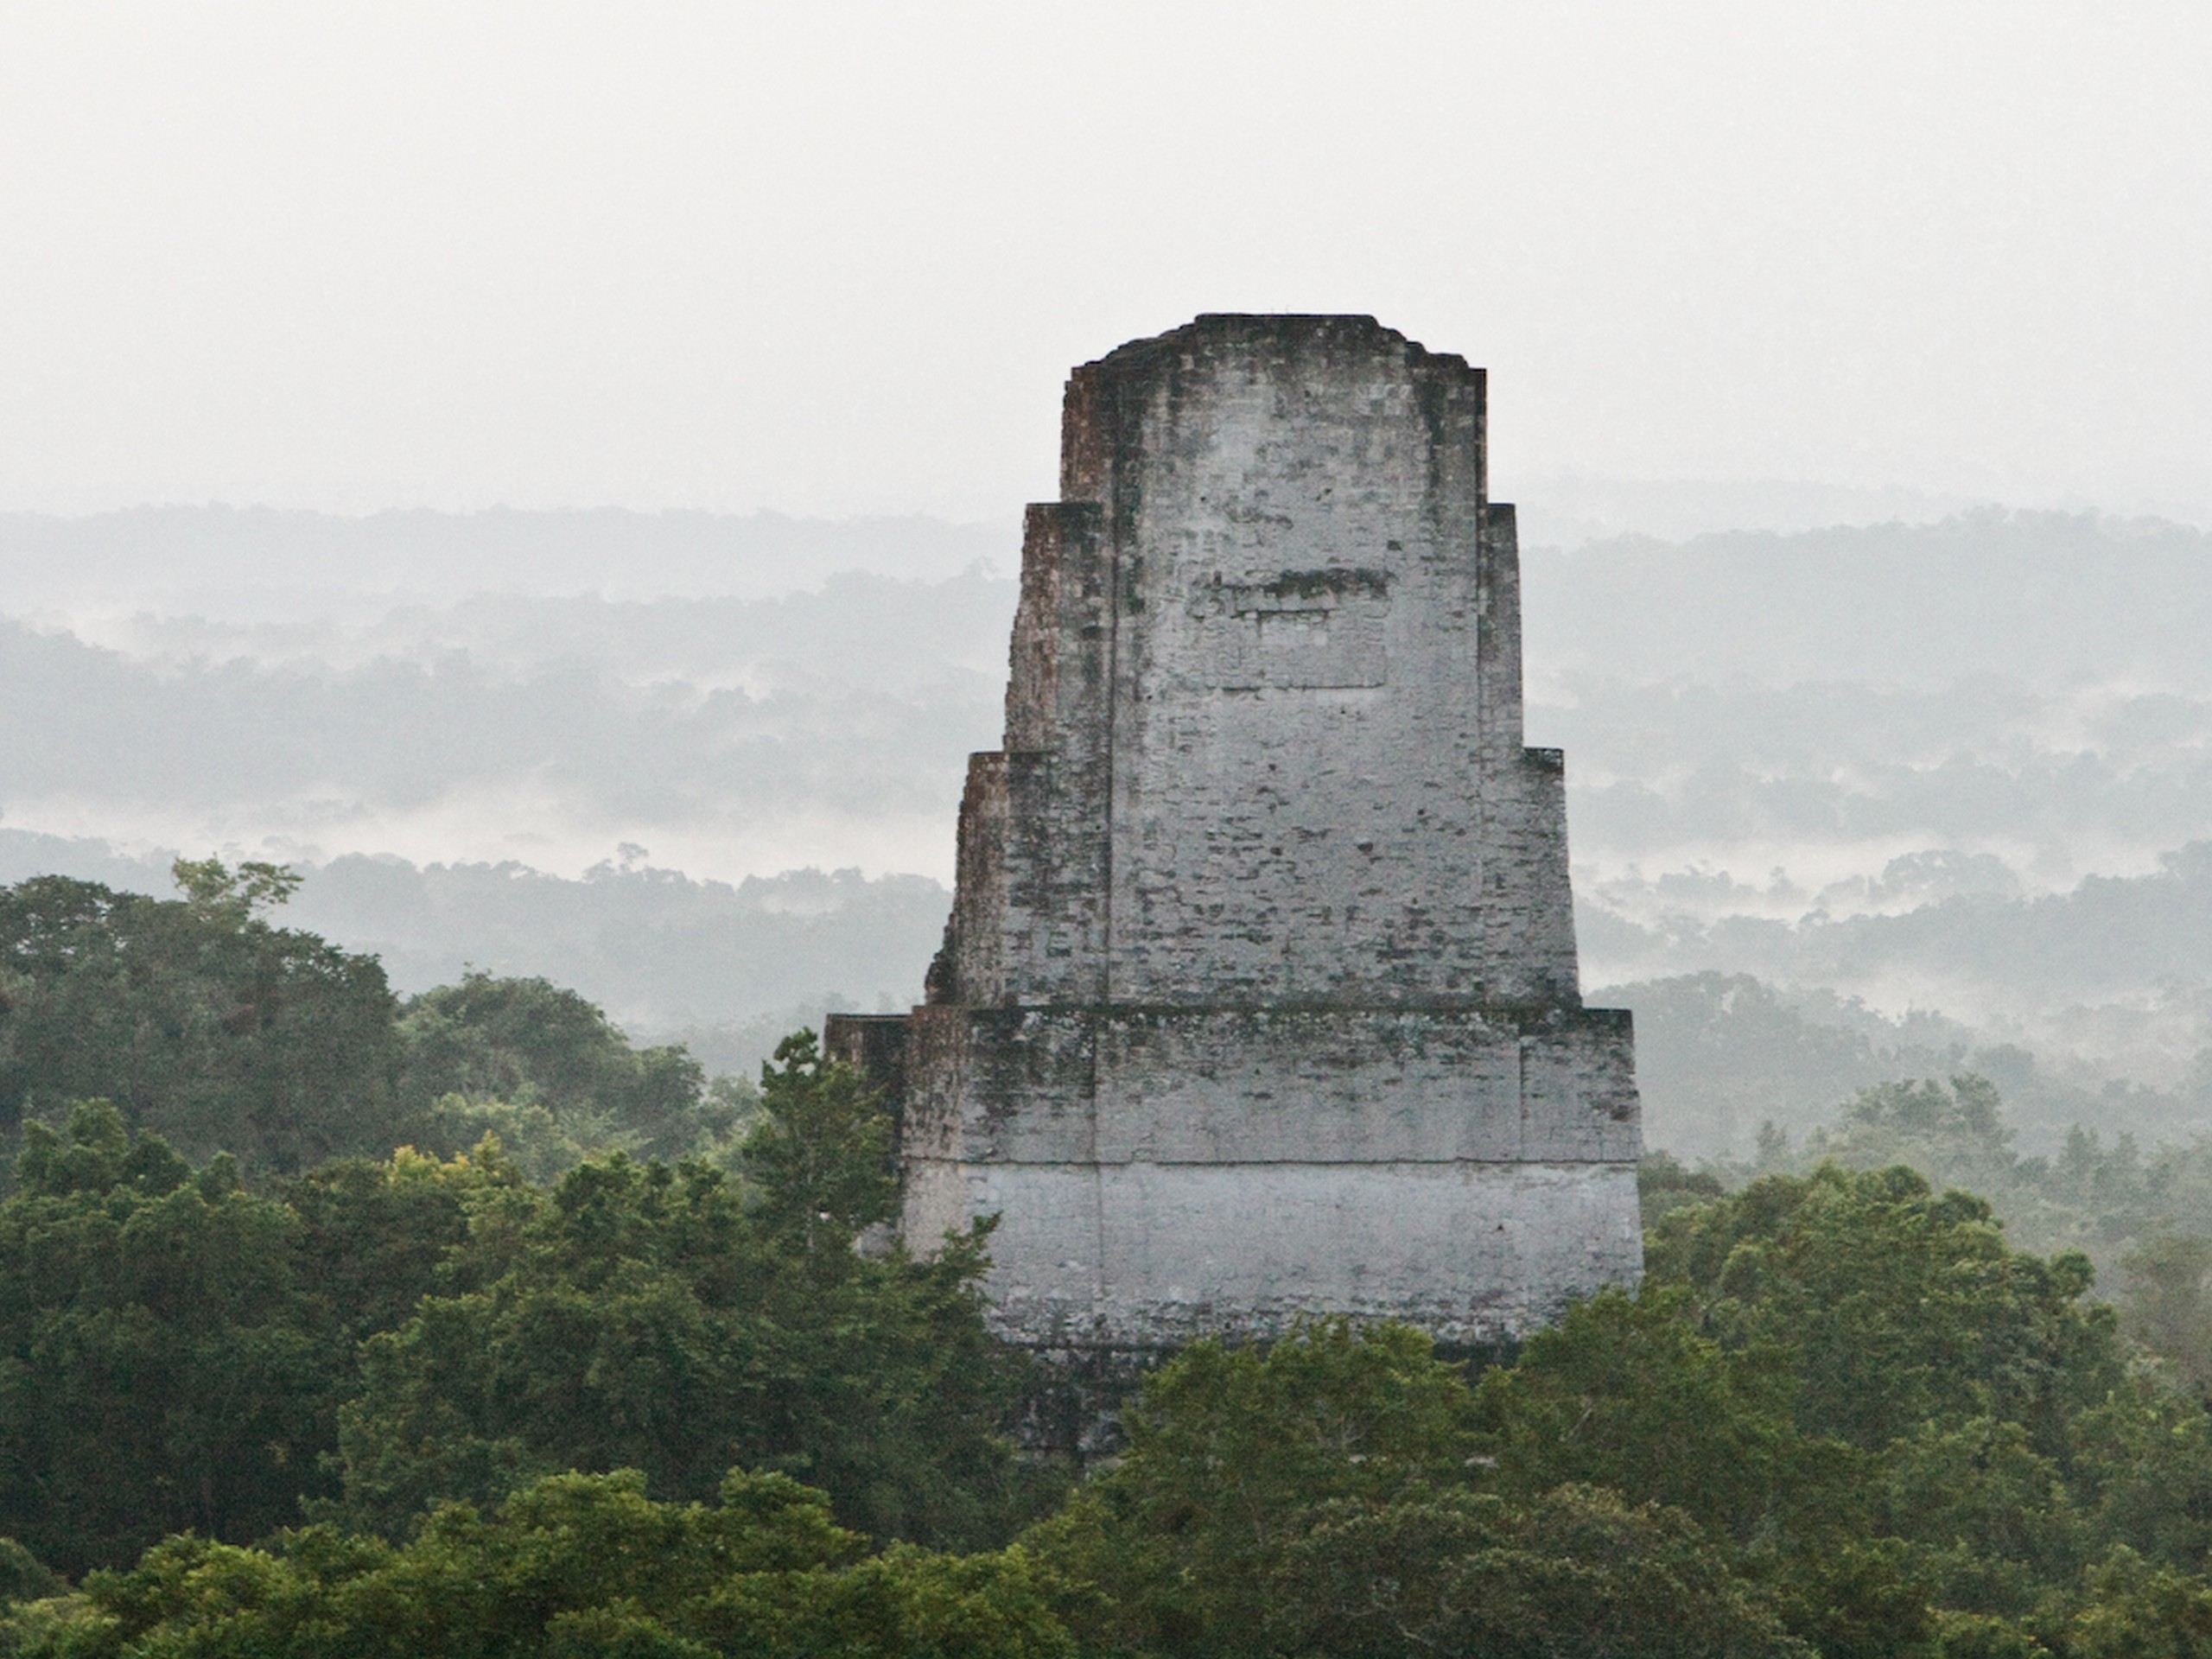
[0,505,1008,614]
[1523,507,2212,690]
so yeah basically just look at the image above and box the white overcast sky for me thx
[2,2,2207,522]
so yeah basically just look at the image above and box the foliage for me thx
[1640,1146,1729,1229]
[1471,1286,1814,1544]
[0,871,408,1173]
[323,1035,1038,1551]
[1271,1484,1811,1659]
[0,1041,1037,1581]
[0,871,758,1186]
[1647,1163,2119,1454]
[168,855,303,922]
[1630,1160,2212,1649]
[2056,1546,2212,1658]
[399,971,734,1169]
[743,1030,897,1249]
[0,1118,499,1580]
[2118,1228,2212,1394]
[25,1129,2212,1649]
[0,1538,62,1607]
[1025,1321,1474,1652]
[279,1147,491,1344]
[26,875,2212,1655]
[0,1468,1075,1658]
[1025,1321,1812,1657]
[1017,1198,2212,1656]
[1743,1073,2212,1319]
[1810,1075,2018,1195]
[0,1103,342,1576]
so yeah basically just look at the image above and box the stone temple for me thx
[828,314,1642,1351]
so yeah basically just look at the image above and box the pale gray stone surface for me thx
[947,1161,1641,1351]
[830,315,1643,1350]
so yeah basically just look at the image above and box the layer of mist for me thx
[6,504,2210,1151]
[0,570,1011,880]
[0,506,1008,622]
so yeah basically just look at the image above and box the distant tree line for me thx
[0,863,747,1183]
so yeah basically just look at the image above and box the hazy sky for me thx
[3,3,2207,521]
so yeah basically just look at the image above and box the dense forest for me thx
[9,866,2212,1652]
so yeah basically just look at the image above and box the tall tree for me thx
[0,868,407,1173]
[327,1037,1036,1550]
[398,971,723,1166]
[0,1103,341,1573]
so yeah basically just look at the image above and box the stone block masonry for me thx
[829,314,1643,1351]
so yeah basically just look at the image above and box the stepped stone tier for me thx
[827,314,1643,1351]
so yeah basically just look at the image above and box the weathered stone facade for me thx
[829,314,1642,1351]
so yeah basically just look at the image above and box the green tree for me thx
[280,1143,496,1345]
[0,1537,61,1607]
[327,1040,1033,1550]
[0,1112,578,1579]
[0,872,408,1173]
[1270,1484,1810,1659]
[1640,1147,1729,1229]
[2066,1385,2212,1579]
[1465,1282,1948,1656]
[1471,1286,1816,1545]
[0,1103,342,1574]
[2119,1227,2212,1392]
[1646,1165,2120,1457]
[1872,1416,2082,1620]
[1026,1320,1821,1657]
[1639,1162,2177,1645]
[400,972,728,1167]
[2058,1545,2212,1658]
[744,1029,897,1251]
[168,855,304,921]
[1024,1321,1480,1655]
[2,1467,1074,1658]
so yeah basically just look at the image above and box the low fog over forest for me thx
[6,499,2211,1160]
